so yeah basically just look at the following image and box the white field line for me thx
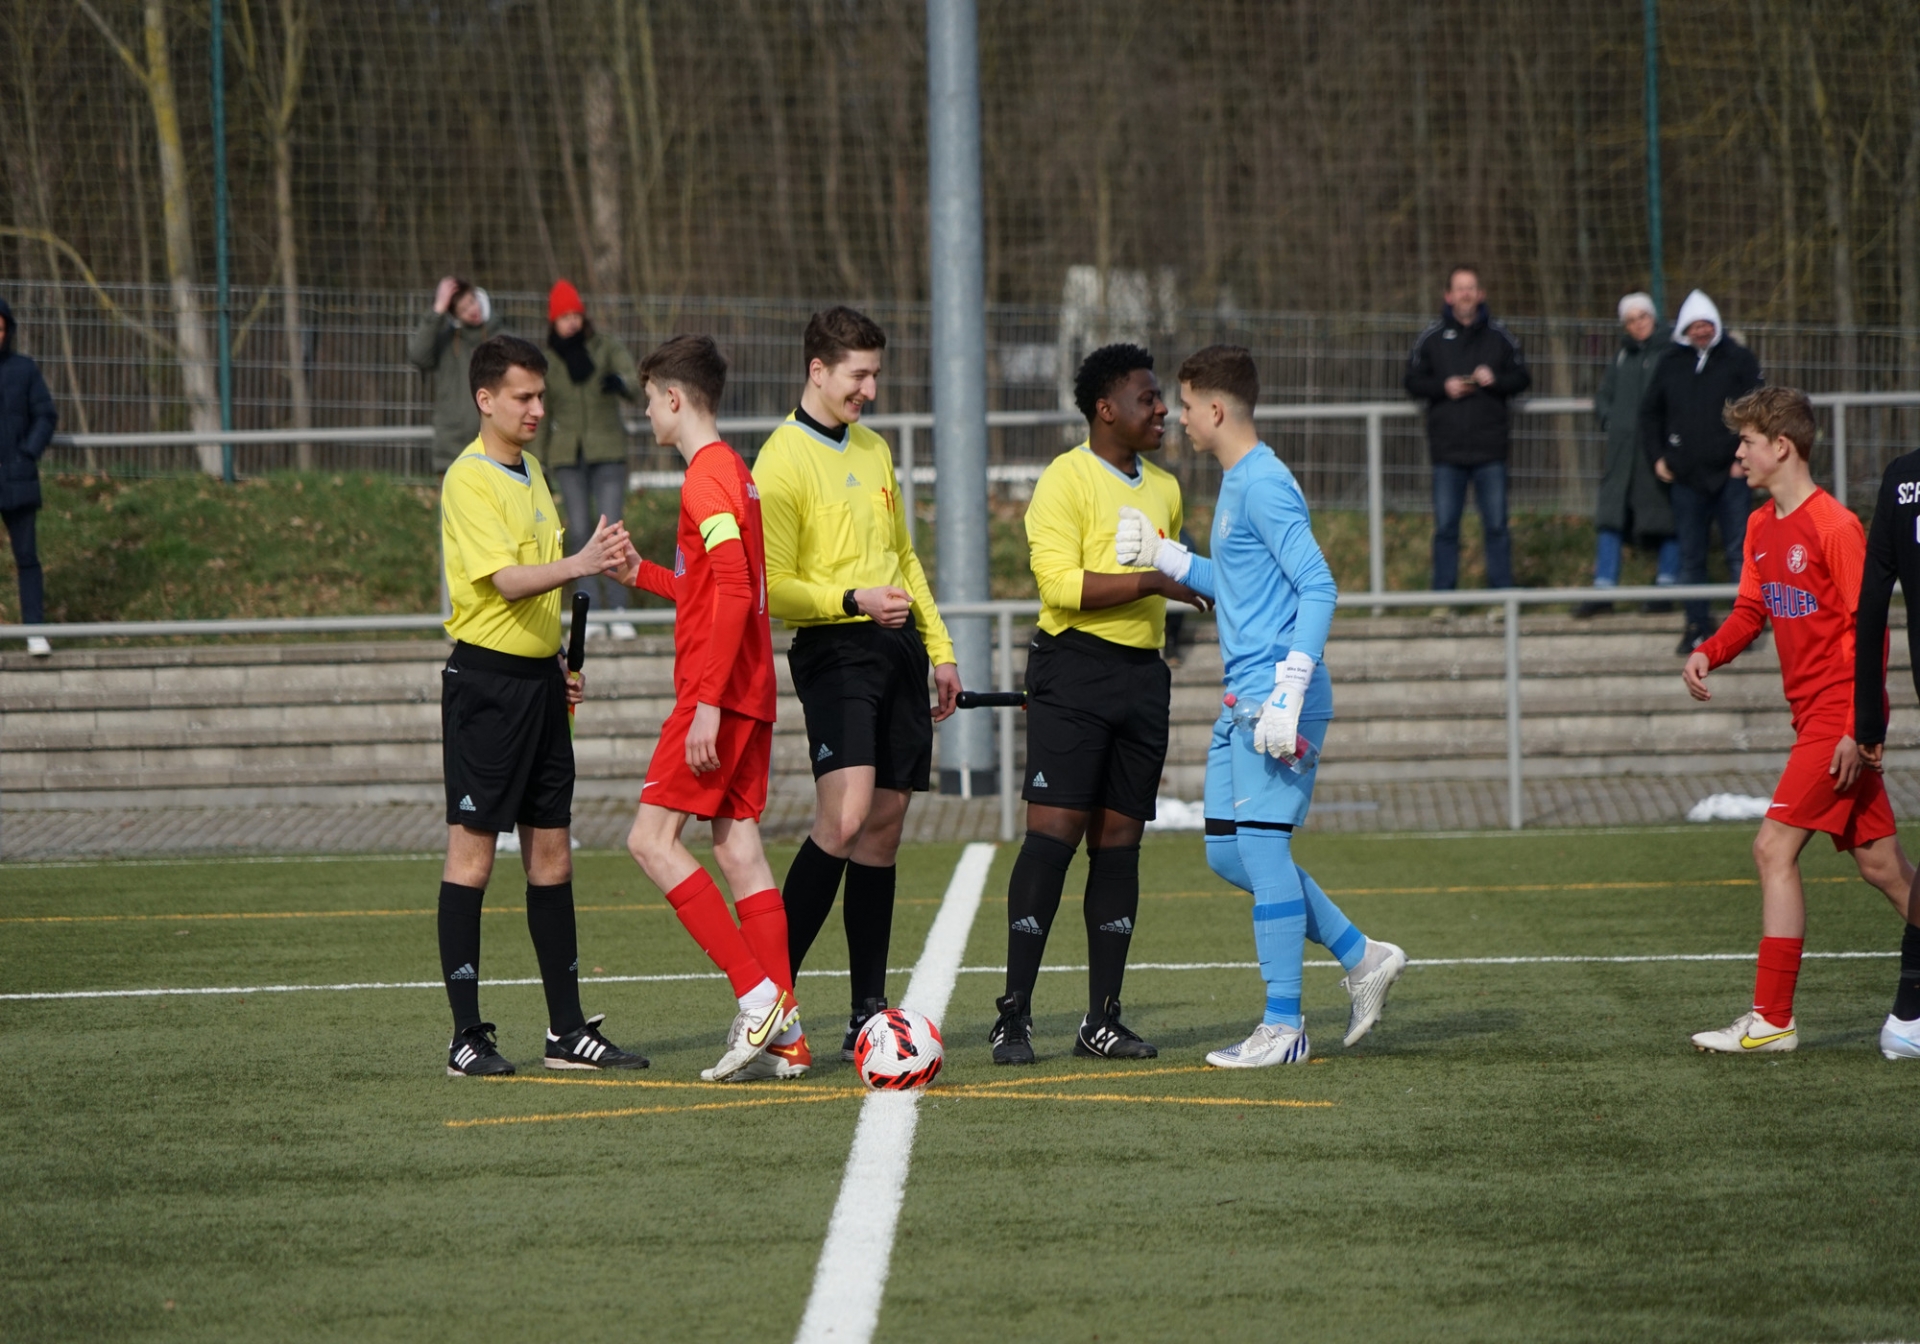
[793,841,995,1344]
[0,951,1898,1004]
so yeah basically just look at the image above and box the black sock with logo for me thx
[1894,921,1920,1022]
[1005,832,1077,1004]
[526,882,585,1035]
[783,838,849,977]
[1083,845,1142,1018]
[438,881,486,1033]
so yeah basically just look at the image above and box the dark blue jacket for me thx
[0,297,58,512]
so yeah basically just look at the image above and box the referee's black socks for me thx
[783,838,849,975]
[438,881,486,1033]
[1895,921,1920,1021]
[844,861,897,1013]
[526,882,586,1035]
[1005,832,1077,1004]
[1084,844,1142,1017]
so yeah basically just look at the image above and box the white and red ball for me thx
[853,1007,944,1090]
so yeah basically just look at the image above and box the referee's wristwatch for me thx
[842,588,861,617]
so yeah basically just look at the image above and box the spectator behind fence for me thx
[407,276,504,474]
[1638,288,1763,655]
[533,280,641,641]
[0,295,57,657]
[1404,265,1530,607]
[1577,292,1680,618]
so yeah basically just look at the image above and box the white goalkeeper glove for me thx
[1114,506,1191,583]
[1253,652,1316,761]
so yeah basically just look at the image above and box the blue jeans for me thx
[552,459,631,612]
[1669,475,1752,631]
[1594,530,1680,587]
[1431,461,1511,590]
[2,506,43,625]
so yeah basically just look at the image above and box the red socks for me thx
[665,870,765,997]
[736,889,793,995]
[1752,936,1804,1026]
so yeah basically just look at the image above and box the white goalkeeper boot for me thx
[1340,938,1407,1046]
[1206,1021,1310,1068]
[1879,1014,1920,1060]
[1690,1009,1797,1054]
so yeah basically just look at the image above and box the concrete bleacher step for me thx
[5,609,1918,810]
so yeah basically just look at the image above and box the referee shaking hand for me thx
[753,306,961,1059]
[437,335,648,1077]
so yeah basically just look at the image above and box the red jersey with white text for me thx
[632,442,776,722]
[1696,487,1878,732]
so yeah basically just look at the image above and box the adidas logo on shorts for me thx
[1098,917,1134,935]
[449,963,477,980]
[817,743,834,761]
[458,795,477,812]
[1010,916,1045,935]
[1031,771,1048,788]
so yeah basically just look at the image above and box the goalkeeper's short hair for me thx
[1073,343,1155,422]
[1177,345,1259,414]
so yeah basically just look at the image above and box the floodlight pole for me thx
[1643,0,1666,319]
[928,0,994,796]
[211,0,235,483]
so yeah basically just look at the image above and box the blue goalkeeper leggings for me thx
[1207,829,1366,1029]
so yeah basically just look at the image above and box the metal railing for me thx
[51,390,1920,599]
[5,585,1738,839]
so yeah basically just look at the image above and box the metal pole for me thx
[1366,410,1385,601]
[211,0,235,483]
[1832,400,1848,506]
[1505,594,1523,830]
[1643,0,1666,318]
[900,422,916,549]
[998,607,1016,842]
[928,0,994,797]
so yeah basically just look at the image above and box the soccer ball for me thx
[854,1007,944,1090]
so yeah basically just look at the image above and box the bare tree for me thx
[584,63,624,293]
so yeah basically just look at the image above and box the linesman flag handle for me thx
[955,690,1026,709]
[566,592,590,735]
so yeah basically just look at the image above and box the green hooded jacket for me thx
[406,295,504,473]
[532,328,639,467]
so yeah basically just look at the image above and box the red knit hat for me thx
[547,279,584,322]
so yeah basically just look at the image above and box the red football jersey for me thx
[1697,487,1877,731]
[632,442,777,722]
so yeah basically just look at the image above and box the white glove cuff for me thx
[1279,651,1315,683]
[1152,540,1192,584]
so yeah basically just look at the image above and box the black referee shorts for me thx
[1021,627,1171,821]
[788,622,934,792]
[441,641,574,832]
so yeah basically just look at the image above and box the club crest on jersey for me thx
[1786,543,1808,573]
[673,545,686,578]
[1760,581,1817,619]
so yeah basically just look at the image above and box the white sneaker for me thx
[610,621,637,641]
[1206,1021,1310,1068]
[25,636,51,657]
[1340,938,1407,1046]
[1691,1009,1797,1054]
[703,1035,811,1081]
[707,990,800,1082]
[1880,1014,1920,1060]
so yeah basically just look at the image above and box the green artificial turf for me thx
[2,829,1916,1342]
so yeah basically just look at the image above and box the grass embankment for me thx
[1,472,1697,624]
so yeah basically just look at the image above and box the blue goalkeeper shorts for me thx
[1203,707,1332,829]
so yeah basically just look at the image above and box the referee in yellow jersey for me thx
[753,306,961,1058]
[437,334,648,1077]
[988,343,1210,1065]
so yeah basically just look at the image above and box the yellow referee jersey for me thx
[1026,444,1184,650]
[752,413,955,665]
[441,438,566,658]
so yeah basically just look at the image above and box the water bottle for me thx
[1223,694,1319,774]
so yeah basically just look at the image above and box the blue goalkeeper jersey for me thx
[1184,443,1336,718]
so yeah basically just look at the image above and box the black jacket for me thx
[1853,448,1920,747]
[1404,304,1531,467]
[0,297,58,513]
[1636,338,1762,494]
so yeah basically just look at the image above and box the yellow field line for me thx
[940,1089,1335,1110]
[0,902,669,926]
[483,1074,862,1096]
[447,1091,852,1128]
[943,1065,1215,1090]
[1126,876,1854,900]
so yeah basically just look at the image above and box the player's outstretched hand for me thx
[564,668,586,707]
[1115,506,1192,582]
[685,702,722,774]
[609,538,642,588]
[576,514,632,579]
[1830,734,1864,791]
[855,586,914,628]
[1681,650,1712,701]
[931,662,961,722]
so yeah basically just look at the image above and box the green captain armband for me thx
[697,512,742,551]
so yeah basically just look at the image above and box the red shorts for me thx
[640,703,773,822]
[1771,723,1897,851]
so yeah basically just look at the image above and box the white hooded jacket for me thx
[1672,289,1723,372]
